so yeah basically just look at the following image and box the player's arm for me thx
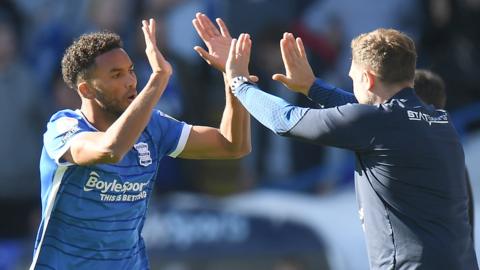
[192,12,258,82]
[63,19,172,165]
[273,32,357,107]
[173,14,251,159]
[308,78,357,106]
[230,81,374,150]
[225,34,374,151]
[178,73,251,159]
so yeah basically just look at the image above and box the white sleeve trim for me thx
[169,124,192,158]
[52,133,83,166]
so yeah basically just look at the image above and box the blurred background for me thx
[0,0,480,269]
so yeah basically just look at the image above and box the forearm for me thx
[308,78,357,107]
[103,72,170,158]
[219,75,251,155]
[233,82,309,135]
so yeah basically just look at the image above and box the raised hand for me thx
[225,33,252,83]
[272,33,315,95]
[141,19,172,76]
[192,12,231,72]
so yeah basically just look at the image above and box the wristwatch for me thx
[230,76,250,94]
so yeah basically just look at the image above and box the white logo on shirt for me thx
[134,142,152,167]
[56,117,78,133]
[407,110,448,125]
[56,117,80,145]
[83,171,148,202]
[83,171,148,193]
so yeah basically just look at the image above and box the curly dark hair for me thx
[61,31,123,89]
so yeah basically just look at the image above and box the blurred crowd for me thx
[1,0,479,240]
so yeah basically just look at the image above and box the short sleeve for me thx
[43,110,92,166]
[149,110,191,158]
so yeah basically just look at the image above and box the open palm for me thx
[192,12,232,72]
[142,19,172,76]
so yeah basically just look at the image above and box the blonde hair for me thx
[351,28,416,85]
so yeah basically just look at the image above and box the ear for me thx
[364,70,376,92]
[77,81,96,99]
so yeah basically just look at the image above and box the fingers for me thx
[236,34,243,57]
[149,19,156,44]
[142,19,157,43]
[226,34,252,79]
[227,38,237,62]
[279,37,290,67]
[242,34,251,60]
[272,73,289,84]
[200,13,220,36]
[216,18,231,38]
[279,32,306,72]
[233,33,251,60]
[248,75,259,83]
[296,37,306,58]
[141,20,150,46]
[194,12,220,39]
[192,18,208,41]
[283,32,299,59]
[193,46,212,63]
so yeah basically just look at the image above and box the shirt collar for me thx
[385,87,422,107]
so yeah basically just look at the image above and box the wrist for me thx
[229,76,250,95]
[151,70,171,79]
[301,77,316,96]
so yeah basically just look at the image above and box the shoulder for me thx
[147,109,188,138]
[299,103,385,131]
[49,109,82,121]
[46,109,94,134]
[48,109,84,126]
[151,109,178,121]
[149,110,185,128]
[334,103,385,122]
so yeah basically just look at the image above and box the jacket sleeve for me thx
[233,82,377,151]
[285,103,378,151]
[308,78,358,107]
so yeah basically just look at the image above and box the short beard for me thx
[94,87,124,117]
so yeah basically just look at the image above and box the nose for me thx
[127,70,137,89]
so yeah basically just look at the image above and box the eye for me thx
[112,73,121,79]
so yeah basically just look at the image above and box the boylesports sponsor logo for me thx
[84,171,148,202]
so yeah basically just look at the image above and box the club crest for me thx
[134,142,152,167]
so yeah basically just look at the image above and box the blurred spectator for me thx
[21,0,88,96]
[247,24,325,184]
[299,0,421,89]
[141,0,209,124]
[0,2,47,238]
[50,72,81,111]
[221,0,307,36]
[83,0,137,51]
[249,25,296,182]
[418,0,480,110]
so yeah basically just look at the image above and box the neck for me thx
[80,102,118,132]
[373,81,413,104]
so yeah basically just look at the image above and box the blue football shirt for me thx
[30,109,191,270]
